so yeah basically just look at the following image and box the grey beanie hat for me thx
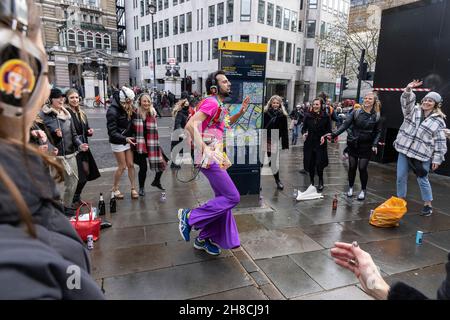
[424,91,442,104]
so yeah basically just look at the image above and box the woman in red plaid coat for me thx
[133,93,168,196]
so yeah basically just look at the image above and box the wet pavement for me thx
[82,109,450,300]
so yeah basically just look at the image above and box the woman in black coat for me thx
[302,98,332,191]
[65,89,100,206]
[170,98,192,169]
[331,92,382,200]
[263,95,289,190]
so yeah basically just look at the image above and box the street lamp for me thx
[97,57,107,106]
[149,2,157,91]
[83,56,91,71]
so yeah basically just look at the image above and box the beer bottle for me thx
[110,191,117,213]
[332,194,338,211]
[98,193,106,216]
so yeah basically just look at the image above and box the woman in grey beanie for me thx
[394,80,447,216]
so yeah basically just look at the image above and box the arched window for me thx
[77,31,85,47]
[86,32,94,48]
[68,29,76,47]
[103,35,111,50]
[95,33,102,49]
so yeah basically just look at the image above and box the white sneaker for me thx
[347,187,353,197]
[357,190,366,200]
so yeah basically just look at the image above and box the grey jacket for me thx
[0,143,104,299]
[37,105,83,157]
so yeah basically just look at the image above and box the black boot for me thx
[274,173,284,190]
[317,178,324,192]
[151,172,165,191]
[139,187,145,196]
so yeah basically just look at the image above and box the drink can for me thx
[293,189,298,198]
[416,231,423,245]
[87,235,94,250]
[161,192,166,201]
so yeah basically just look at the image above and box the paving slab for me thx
[384,264,447,299]
[360,237,448,275]
[193,285,268,300]
[103,258,253,300]
[425,230,450,251]
[299,223,364,249]
[295,285,374,300]
[239,227,323,260]
[255,256,323,299]
[253,209,316,230]
[402,212,450,233]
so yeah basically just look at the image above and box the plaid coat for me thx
[133,112,167,172]
[394,91,447,164]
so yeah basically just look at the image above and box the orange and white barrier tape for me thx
[373,88,431,92]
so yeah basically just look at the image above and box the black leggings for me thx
[348,156,370,190]
[135,153,162,188]
[308,152,324,184]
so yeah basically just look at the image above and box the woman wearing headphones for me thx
[133,93,168,196]
[331,92,383,200]
[0,0,104,298]
[106,86,138,199]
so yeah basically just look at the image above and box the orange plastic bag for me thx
[369,196,407,228]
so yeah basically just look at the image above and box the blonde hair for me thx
[172,98,189,117]
[364,92,381,114]
[65,88,87,123]
[434,102,446,119]
[136,93,156,118]
[264,95,288,116]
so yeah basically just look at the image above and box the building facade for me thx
[126,0,350,107]
[36,0,130,92]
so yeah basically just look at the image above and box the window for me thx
[208,39,210,60]
[209,5,215,27]
[68,30,76,47]
[221,36,228,41]
[77,31,85,47]
[186,12,192,31]
[201,8,204,28]
[306,20,316,38]
[320,21,326,38]
[162,47,167,64]
[269,39,276,60]
[309,0,317,9]
[183,43,189,62]
[157,0,162,11]
[190,42,192,62]
[261,36,268,44]
[296,48,301,66]
[197,9,199,30]
[95,33,102,49]
[146,24,150,41]
[240,0,251,21]
[104,35,111,50]
[144,50,149,66]
[275,6,282,28]
[305,48,314,66]
[86,32,93,48]
[141,26,145,42]
[283,9,290,30]
[266,3,273,26]
[217,3,224,25]
[140,0,144,16]
[158,21,163,38]
[196,41,199,61]
[240,35,249,42]
[285,42,292,63]
[258,1,265,24]
[164,0,169,9]
[179,14,185,33]
[291,12,297,32]
[277,41,284,62]
[153,22,157,39]
[164,19,169,37]
[298,20,302,32]
[212,38,219,59]
[157,48,161,65]
[173,16,178,35]
[173,0,177,5]
[176,44,182,62]
[201,40,203,61]
[226,0,234,23]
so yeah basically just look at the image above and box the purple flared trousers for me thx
[188,163,241,249]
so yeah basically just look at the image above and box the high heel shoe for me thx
[131,188,139,199]
[112,187,124,199]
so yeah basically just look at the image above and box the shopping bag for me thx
[70,201,101,241]
[369,196,407,228]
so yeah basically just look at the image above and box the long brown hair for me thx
[65,88,87,123]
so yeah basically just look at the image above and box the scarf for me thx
[133,113,167,172]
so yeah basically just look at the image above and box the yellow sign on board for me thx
[218,41,267,53]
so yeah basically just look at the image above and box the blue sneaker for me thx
[178,208,192,241]
[194,237,221,256]
[420,205,433,217]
